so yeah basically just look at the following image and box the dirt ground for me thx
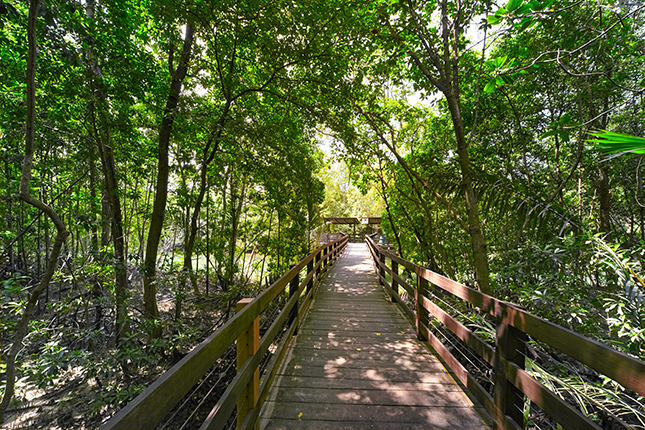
[2,278,242,430]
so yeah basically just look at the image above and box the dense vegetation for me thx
[0,0,643,427]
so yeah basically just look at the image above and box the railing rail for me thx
[101,235,348,430]
[365,234,645,430]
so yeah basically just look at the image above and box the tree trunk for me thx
[88,149,100,252]
[0,0,69,418]
[597,164,611,235]
[96,140,129,339]
[227,179,245,283]
[181,102,231,294]
[378,173,404,258]
[444,88,491,295]
[85,0,129,341]
[143,23,194,337]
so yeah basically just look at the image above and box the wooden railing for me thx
[366,234,645,430]
[101,235,348,430]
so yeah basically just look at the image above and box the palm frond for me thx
[588,130,645,155]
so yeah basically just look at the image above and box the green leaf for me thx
[507,0,524,12]
[487,14,503,25]
[484,79,497,93]
[540,130,557,139]
[534,0,556,11]
[514,16,535,31]
[517,4,533,14]
[493,56,507,68]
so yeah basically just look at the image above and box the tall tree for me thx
[84,0,129,340]
[368,0,493,293]
[0,0,69,417]
[142,21,194,337]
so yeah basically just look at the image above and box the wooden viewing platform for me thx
[260,243,491,429]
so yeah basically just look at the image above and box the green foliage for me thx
[527,358,645,429]
[487,0,556,27]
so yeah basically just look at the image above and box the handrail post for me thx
[307,259,314,295]
[391,260,399,303]
[289,266,299,335]
[416,272,429,341]
[369,239,377,273]
[378,252,386,286]
[236,298,259,430]
[494,306,526,429]
[315,251,321,277]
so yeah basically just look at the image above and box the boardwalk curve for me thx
[260,243,491,430]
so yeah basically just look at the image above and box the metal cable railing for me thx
[365,234,645,430]
[101,235,348,430]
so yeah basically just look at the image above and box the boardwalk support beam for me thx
[416,273,429,341]
[494,305,526,429]
[391,260,399,303]
[289,266,299,336]
[307,259,314,295]
[236,298,259,430]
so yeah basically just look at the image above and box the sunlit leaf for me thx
[484,79,497,93]
[487,14,503,25]
[507,0,524,12]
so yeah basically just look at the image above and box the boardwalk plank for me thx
[268,386,476,406]
[272,375,462,390]
[262,402,487,429]
[261,418,486,430]
[260,243,490,430]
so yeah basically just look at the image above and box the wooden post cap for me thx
[237,297,253,311]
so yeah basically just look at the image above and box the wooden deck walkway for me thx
[260,243,491,430]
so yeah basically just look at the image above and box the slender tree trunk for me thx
[85,0,128,341]
[598,164,611,235]
[181,100,231,293]
[0,0,69,418]
[375,160,404,257]
[4,159,14,271]
[95,138,129,339]
[19,201,26,271]
[444,88,491,295]
[587,84,611,237]
[227,179,245,283]
[137,180,154,261]
[143,23,194,337]
[638,206,645,240]
[259,208,273,287]
[277,214,281,275]
[206,187,210,295]
[87,149,100,252]
[101,188,111,247]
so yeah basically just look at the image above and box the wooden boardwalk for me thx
[260,243,491,430]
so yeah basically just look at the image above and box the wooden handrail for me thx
[101,235,348,430]
[365,235,645,430]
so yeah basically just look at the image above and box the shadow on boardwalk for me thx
[260,243,491,430]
